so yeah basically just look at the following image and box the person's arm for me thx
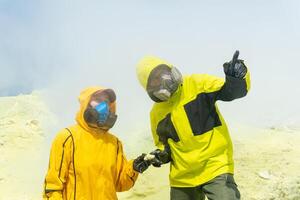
[115,139,139,192]
[216,66,250,101]
[217,51,251,101]
[43,129,72,200]
[191,54,250,102]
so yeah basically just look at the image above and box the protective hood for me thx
[76,86,116,134]
[136,55,173,90]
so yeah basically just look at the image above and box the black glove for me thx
[149,149,164,167]
[223,50,247,79]
[149,148,171,167]
[133,153,150,173]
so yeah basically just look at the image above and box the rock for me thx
[144,154,155,161]
[258,170,272,180]
[29,119,39,126]
[26,119,39,128]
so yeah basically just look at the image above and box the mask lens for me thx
[147,65,180,101]
[84,89,118,130]
[147,66,172,90]
[92,89,116,103]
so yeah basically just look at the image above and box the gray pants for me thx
[170,173,240,200]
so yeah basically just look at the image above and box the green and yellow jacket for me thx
[137,56,251,187]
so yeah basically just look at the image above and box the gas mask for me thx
[147,64,182,102]
[83,90,118,130]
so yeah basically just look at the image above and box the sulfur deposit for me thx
[1,93,299,200]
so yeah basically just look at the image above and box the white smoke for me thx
[1,0,300,138]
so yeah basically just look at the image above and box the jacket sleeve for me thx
[216,70,251,101]
[43,129,72,200]
[115,139,139,192]
[191,69,251,102]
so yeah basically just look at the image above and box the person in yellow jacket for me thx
[136,51,250,200]
[43,86,151,200]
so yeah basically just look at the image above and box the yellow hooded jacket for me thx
[137,56,250,187]
[43,87,138,200]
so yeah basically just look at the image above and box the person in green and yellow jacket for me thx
[43,86,151,200]
[136,51,250,200]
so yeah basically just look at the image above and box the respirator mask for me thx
[147,64,182,102]
[83,90,117,130]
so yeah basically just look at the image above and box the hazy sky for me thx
[1,1,300,137]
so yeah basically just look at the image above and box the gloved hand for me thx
[148,148,171,167]
[133,153,151,173]
[223,50,247,79]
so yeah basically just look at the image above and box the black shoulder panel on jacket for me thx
[184,92,222,135]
